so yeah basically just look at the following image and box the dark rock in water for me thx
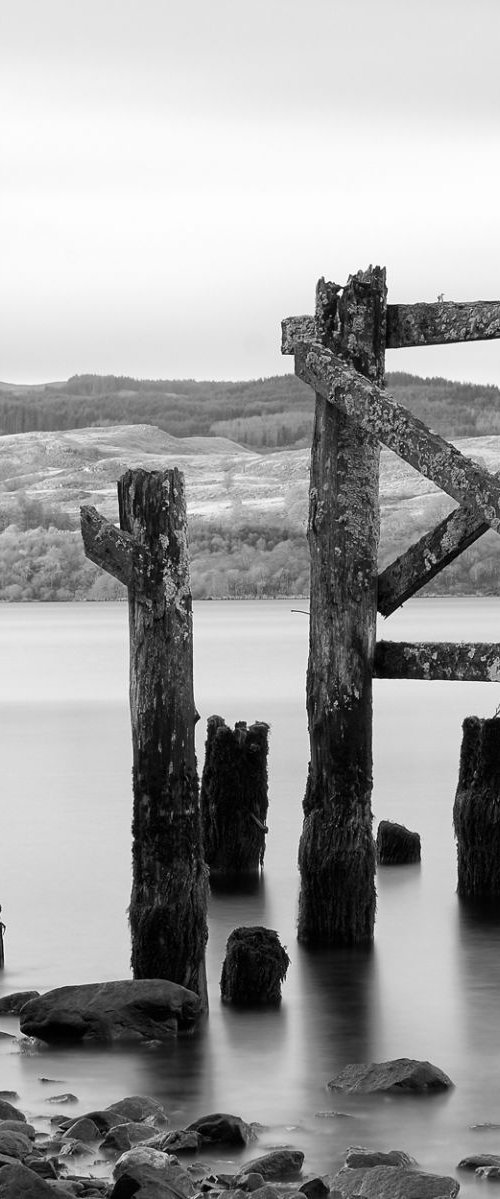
[237,1150,304,1181]
[187,1112,256,1146]
[112,1146,196,1198]
[376,821,421,865]
[45,1093,78,1104]
[107,1095,168,1125]
[0,1160,60,1195]
[60,1117,100,1144]
[0,1101,25,1124]
[220,927,290,1005]
[344,1147,417,1169]
[457,1153,500,1169]
[299,1177,330,1199]
[58,1109,126,1134]
[328,1058,453,1094]
[236,1173,266,1192]
[0,1129,33,1161]
[146,1129,202,1153]
[19,979,202,1043]
[0,1121,35,1140]
[101,1121,161,1153]
[331,1164,459,1198]
[23,1157,59,1180]
[0,1094,19,1103]
[0,991,39,1015]
[477,1166,500,1179]
[469,1122,500,1131]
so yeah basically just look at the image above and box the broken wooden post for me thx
[290,268,386,944]
[220,926,290,1005]
[376,821,421,865]
[200,716,269,876]
[81,468,208,1007]
[454,716,500,900]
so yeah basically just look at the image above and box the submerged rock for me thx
[331,1164,459,1198]
[457,1153,500,1169]
[19,979,202,1043]
[237,1150,304,1181]
[344,1147,417,1169]
[328,1058,453,1094]
[112,1146,196,1198]
[0,991,39,1015]
[187,1112,256,1146]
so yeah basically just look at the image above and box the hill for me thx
[0,370,499,449]
[1,422,500,601]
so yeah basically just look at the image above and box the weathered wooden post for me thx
[81,468,208,1008]
[200,716,269,876]
[287,269,386,944]
[454,716,500,899]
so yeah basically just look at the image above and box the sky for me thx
[2,0,500,386]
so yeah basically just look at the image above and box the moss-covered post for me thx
[81,469,208,1007]
[298,267,386,944]
[201,716,269,876]
[454,716,500,899]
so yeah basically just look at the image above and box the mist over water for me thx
[1,598,500,1193]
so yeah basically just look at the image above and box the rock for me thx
[107,1095,168,1125]
[0,1161,61,1196]
[327,1058,453,1093]
[237,1151,304,1181]
[344,1148,417,1169]
[477,1166,500,1179]
[187,1113,256,1146]
[112,1146,196,1198]
[220,928,290,1005]
[0,1129,34,1160]
[299,1178,330,1199]
[146,1130,202,1153]
[237,1174,265,1192]
[23,1158,59,1179]
[60,1119,101,1143]
[0,992,39,1015]
[58,1109,125,1134]
[101,1122,160,1153]
[331,1165,459,1198]
[45,1094,78,1105]
[0,1096,18,1103]
[0,1121,35,1140]
[376,821,421,865]
[469,1122,500,1131]
[20,979,202,1044]
[245,1188,280,1199]
[0,1103,25,1124]
[457,1153,500,1169]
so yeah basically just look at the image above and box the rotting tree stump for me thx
[376,820,421,865]
[200,716,270,876]
[454,716,500,900]
[297,268,386,944]
[220,926,290,1005]
[81,469,208,1007]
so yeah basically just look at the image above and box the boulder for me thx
[57,1109,126,1134]
[376,821,421,865]
[107,1095,168,1125]
[220,927,290,1005]
[331,1165,459,1198]
[60,1119,101,1143]
[146,1129,202,1153]
[328,1058,453,1094]
[0,1161,61,1196]
[237,1151,304,1181]
[0,1103,24,1125]
[112,1147,196,1198]
[299,1178,330,1199]
[101,1122,160,1153]
[0,1122,35,1141]
[0,992,39,1015]
[457,1153,500,1169]
[0,1129,33,1161]
[19,979,202,1043]
[187,1113,256,1146]
[344,1148,417,1169]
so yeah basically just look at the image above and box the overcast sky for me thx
[2,0,500,385]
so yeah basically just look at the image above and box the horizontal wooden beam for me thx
[80,505,155,599]
[375,641,500,682]
[295,341,500,534]
[377,503,489,617]
[281,315,315,355]
[386,301,500,348]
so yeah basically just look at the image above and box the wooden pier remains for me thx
[81,468,208,1007]
[282,270,500,944]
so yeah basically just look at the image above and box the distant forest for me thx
[1,370,500,448]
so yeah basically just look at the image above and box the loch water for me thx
[1,597,500,1193]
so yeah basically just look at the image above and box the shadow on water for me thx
[455,894,500,1056]
[294,941,378,1079]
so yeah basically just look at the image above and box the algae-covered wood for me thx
[386,300,500,347]
[377,503,489,616]
[375,641,500,682]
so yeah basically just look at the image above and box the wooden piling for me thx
[200,716,269,876]
[454,716,500,900]
[297,268,386,945]
[81,469,208,1007]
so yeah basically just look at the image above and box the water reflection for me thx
[294,944,378,1081]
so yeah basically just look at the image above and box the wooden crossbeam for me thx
[377,503,489,616]
[80,505,155,601]
[294,341,500,535]
[386,301,500,348]
[375,640,500,682]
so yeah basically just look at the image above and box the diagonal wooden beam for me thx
[386,300,500,348]
[80,505,155,600]
[295,341,500,534]
[377,503,489,616]
[375,640,500,682]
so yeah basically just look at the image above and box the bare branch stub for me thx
[387,300,500,347]
[375,640,500,682]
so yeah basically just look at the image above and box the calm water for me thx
[0,597,500,1191]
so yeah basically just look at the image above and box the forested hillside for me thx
[1,370,500,448]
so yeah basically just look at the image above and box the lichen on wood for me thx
[374,640,500,682]
[200,716,270,876]
[220,926,290,1005]
[297,268,385,946]
[387,300,500,348]
[454,717,500,899]
[377,501,489,616]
